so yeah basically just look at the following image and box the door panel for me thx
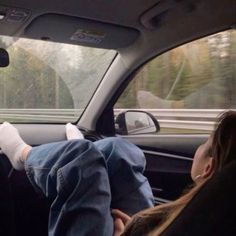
[121,134,208,202]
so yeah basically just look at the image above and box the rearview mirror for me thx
[0,48,9,67]
[115,110,160,135]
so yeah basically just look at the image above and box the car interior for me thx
[0,0,235,235]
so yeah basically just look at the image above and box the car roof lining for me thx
[0,1,234,60]
[118,0,235,67]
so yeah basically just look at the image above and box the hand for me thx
[112,209,131,236]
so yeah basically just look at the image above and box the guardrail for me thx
[0,109,82,122]
[114,109,228,119]
[0,108,233,130]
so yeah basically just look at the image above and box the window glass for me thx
[0,36,116,123]
[115,30,236,134]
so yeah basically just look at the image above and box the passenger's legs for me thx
[64,123,154,214]
[25,140,113,236]
[0,122,153,235]
[94,137,154,215]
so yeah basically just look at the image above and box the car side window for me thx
[115,29,236,134]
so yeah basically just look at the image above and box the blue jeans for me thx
[25,137,154,236]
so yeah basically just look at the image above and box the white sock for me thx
[0,122,28,170]
[66,123,84,140]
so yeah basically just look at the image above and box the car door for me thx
[121,134,205,203]
[110,29,235,203]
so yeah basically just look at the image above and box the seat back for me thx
[161,161,236,236]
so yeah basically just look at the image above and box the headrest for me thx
[161,161,236,236]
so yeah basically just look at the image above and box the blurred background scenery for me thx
[116,30,236,110]
[0,30,235,132]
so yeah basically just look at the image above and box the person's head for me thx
[191,111,236,184]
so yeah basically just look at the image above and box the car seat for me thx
[161,160,236,236]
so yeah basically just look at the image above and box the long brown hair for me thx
[123,111,236,236]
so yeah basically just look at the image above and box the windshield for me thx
[0,35,116,123]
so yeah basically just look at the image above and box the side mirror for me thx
[0,48,9,67]
[115,110,160,135]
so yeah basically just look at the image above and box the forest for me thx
[116,30,236,110]
[0,36,114,109]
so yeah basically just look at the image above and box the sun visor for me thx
[24,14,140,49]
